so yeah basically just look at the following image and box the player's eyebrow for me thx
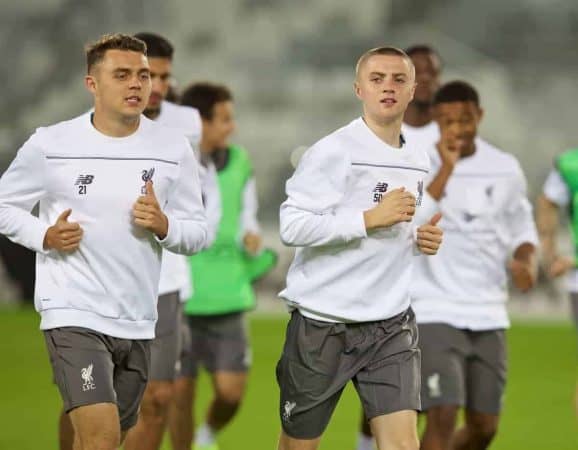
[368,71,408,78]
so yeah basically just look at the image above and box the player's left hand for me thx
[133,181,169,239]
[416,213,443,255]
[509,258,537,292]
[243,232,262,255]
[548,255,575,278]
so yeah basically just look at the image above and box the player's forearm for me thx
[280,204,366,247]
[241,178,261,237]
[0,206,50,254]
[536,195,560,263]
[426,163,454,201]
[157,213,208,255]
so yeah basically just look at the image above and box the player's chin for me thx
[376,106,403,122]
[121,103,146,117]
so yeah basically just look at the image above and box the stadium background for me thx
[0,0,576,448]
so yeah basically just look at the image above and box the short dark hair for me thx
[133,32,174,59]
[433,80,480,106]
[180,82,233,120]
[85,33,147,73]
[355,46,414,79]
[405,44,441,60]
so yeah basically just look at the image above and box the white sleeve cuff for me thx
[342,210,368,241]
[31,222,51,254]
[417,191,440,222]
[155,213,178,248]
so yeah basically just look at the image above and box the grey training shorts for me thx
[149,291,181,381]
[418,323,507,415]
[276,308,421,439]
[179,312,250,378]
[44,326,150,431]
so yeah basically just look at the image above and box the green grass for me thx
[0,307,576,449]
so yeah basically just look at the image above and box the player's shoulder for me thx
[477,138,522,174]
[556,147,578,166]
[159,101,201,130]
[161,101,200,121]
[141,116,190,157]
[29,112,91,148]
[304,119,358,162]
[228,144,251,162]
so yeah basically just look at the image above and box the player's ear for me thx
[476,106,484,124]
[84,75,97,95]
[409,81,417,101]
[354,81,362,100]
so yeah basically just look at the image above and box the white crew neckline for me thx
[84,112,146,144]
[356,117,406,152]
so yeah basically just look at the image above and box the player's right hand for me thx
[437,138,461,169]
[243,232,262,255]
[43,209,83,252]
[548,255,575,278]
[364,187,416,230]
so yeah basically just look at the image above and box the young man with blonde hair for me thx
[275,46,443,450]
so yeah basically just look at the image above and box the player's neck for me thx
[403,102,433,128]
[461,141,477,158]
[92,108,140,137]
[143,107,160,120]
[199,139,216,155]
[363,113,403,149]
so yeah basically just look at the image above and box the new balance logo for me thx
[75,175,94,195]
[75,175,94,185]
[81,363,96,391]
[372,182,389,203]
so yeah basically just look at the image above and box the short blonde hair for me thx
[355,46,415,80]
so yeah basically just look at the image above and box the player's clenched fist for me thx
[43,209,83,252]
[133,181,169,239]
[416,213,443,255]
[509,258,536,292]
[364,187,416,230]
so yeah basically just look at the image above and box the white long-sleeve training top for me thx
[155,101,221,298]
[279,117,430,323]
[411,138,539,330]
[0,113,208,339]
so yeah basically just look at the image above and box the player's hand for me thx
[548,255,575,278]
[437,138,461,169]
[509,258,537,292]
[364,187,416,230]
[416,213,443,255]
[43,209,83,252]
[133,181,169,239]
[243,232,262,255]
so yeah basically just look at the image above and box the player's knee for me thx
[80,434,120,450]
[427,406,458,437]
[468,415,498,445]
[142,383,174,416]
[215,385,244,407]
[172,378,194,405]
[152,383,174,409]
[389,436,419,450]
